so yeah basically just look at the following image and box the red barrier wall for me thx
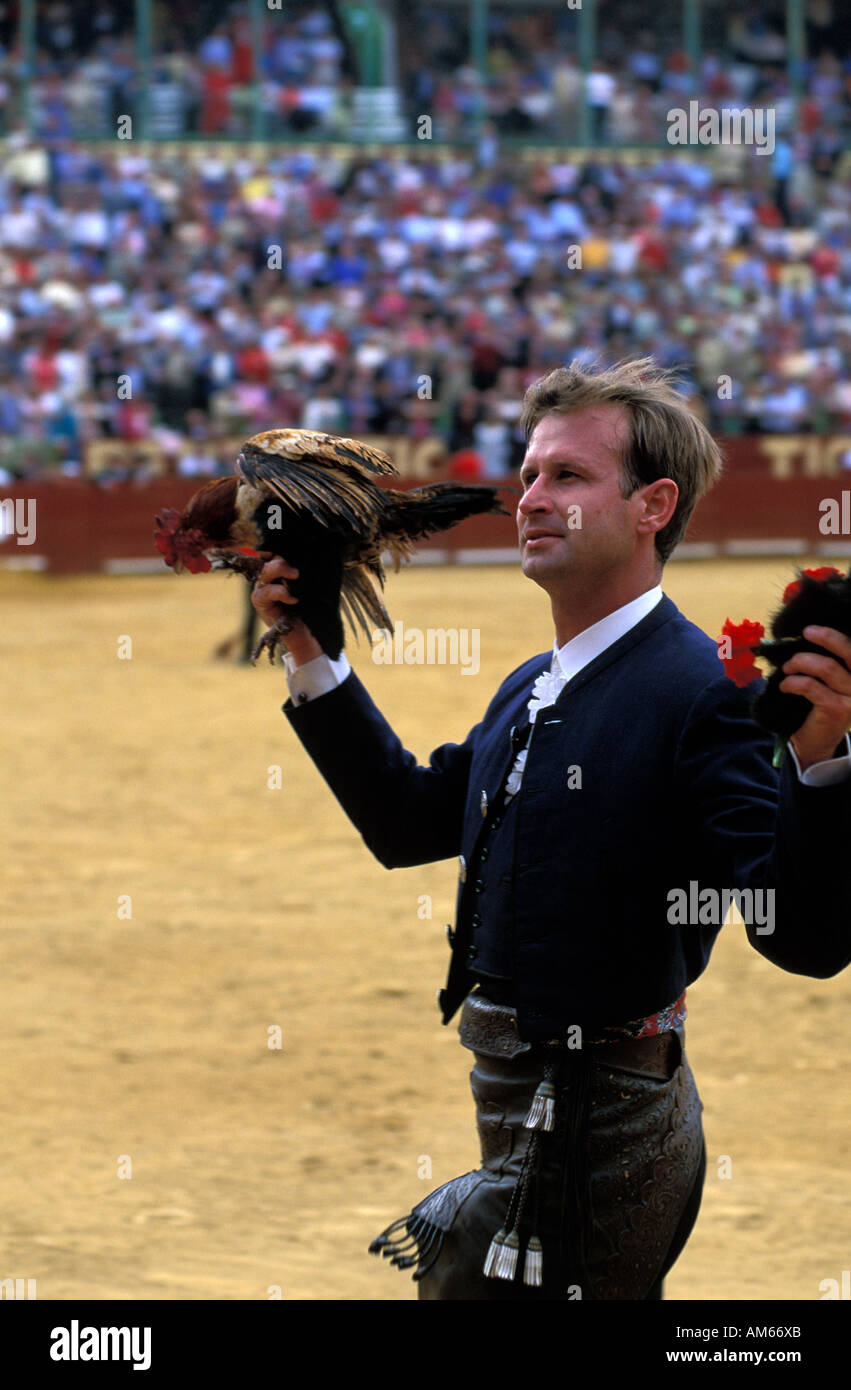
[0,477,520,574]
[3,434,851,574]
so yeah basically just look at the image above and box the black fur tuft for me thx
[752,567,851,738]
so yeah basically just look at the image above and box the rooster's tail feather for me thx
[382,483,508,545]
[341,565,393,644]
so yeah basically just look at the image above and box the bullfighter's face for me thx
[517,404,654,594]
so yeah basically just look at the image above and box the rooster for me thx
[154,429,507,663]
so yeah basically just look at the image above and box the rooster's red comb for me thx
[154,509,211,573]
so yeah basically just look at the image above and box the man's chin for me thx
[517,556,558,589]
[520,550,564,586]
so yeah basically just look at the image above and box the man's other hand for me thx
[782,626,851,769]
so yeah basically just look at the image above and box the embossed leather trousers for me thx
[371,991,706,1300]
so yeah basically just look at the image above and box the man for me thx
[252,358,851,1300]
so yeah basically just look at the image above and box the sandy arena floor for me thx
[1,557,848,1300]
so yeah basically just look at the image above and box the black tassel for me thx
[368,1215,409,1254]
[369,1212,445,1281]
[411,1222,445,1280]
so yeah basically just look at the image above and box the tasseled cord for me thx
[482,1058,559,1286]
[525,1062,557,1133]
[524,1234,543,1287]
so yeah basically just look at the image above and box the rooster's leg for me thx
[250,616,293,666]
[207,550,263,580]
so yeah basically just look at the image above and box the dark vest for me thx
[464,781,520,982]
[454,721,531,989]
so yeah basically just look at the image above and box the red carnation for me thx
[717,617,765,687]
[781,566,843,604]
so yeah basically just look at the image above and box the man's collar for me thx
[551,585,664,685]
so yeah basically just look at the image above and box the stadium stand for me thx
[0,0,848,488]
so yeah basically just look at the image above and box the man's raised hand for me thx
[251,557,323,666]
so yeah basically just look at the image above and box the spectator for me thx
[473,397,513,478]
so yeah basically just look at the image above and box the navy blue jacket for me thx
[284,594,851,1042]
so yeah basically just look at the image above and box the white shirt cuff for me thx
[283,650,351,705]
[787,732,851,786]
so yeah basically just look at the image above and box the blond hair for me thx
[519,357,723,564]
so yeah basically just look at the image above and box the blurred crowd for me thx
[402,1,849,153]
[0,2,351,143]
[1,135,849,484]
[0,0,847,148]
[0,1,848,484]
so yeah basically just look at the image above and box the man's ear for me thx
[637,478,678,536]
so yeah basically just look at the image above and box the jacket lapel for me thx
[553,594,677,706]
[472,597,677,816]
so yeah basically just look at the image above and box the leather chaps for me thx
[370,991,706,1300]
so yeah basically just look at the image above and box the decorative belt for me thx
[470,978,687,1046]
[461,989,684,1077]
[469,984,686,1045]
[590,990,688,1044]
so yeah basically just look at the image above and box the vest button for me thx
[466,946,478,965]
[471,913,482,929]
[474,879,485,894]
[480,847,489,862]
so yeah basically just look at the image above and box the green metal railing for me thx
[13,0,812,147]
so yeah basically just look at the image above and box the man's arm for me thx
[283,666,480,869]
[673,675,851,978]
[252,558,479,869]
